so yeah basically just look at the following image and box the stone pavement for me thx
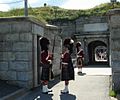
[0,80,22,99]
[16,67,112,100]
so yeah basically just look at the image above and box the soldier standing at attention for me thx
[40,37,53,94]
[76,42,84,74]
[60,38,74,94]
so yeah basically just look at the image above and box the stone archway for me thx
[88,40,109,65]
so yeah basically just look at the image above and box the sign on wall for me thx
[84,23,108,32]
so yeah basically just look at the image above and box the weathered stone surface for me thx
[0,42,13,51]
[9,61,29,71]
[112,73,120,91]
[111,29,120,38]
[19,33,32,41]
[5,34,19,41]
[11,22,31,33]
[111,51,120,61]
[0,62,8,71]
[0,71,8,80]
[32,24,44,36]
[111,39,120,50]
[0,23,11,34]
[109,9,120,91]
[7,71,17,80]
[12,42,32,51]
[15,52,32,61]
[110,15,120,27]
[0,52,15,61]
[17,71,32,81]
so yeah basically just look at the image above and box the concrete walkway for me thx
[16,67,112,100]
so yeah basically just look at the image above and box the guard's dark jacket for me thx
[40,50,52,81]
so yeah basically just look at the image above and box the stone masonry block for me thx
[112,72,120,91]
[15,52,32,61]
[7,71,17,80]
[12,42,32,52]
[17,71,32,81]
[19,33,32,41]
[0,52,15,61]
[0,23,11,34]
[111,39,120,50]
[0,42,13,52]
[11,22,31,33]
[111,29,120,38]
[111,51,120,61]
[9,61,29,71]
[0,62,8,71]
[5,34,19,41]
[111,61,120,67]
[110,15,120,27]
[0,71,8,80]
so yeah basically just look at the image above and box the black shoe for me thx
[42,92,48,94]
[78,71,82,75]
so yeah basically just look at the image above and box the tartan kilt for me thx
[77,57,83,66]
[61,65,69,81]
[61,62,74,81]
[41,64,50,81]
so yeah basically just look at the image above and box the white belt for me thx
[77,55,82,58]
[62,62,68,65]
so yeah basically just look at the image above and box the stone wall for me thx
[0,17,61,89]
[0,18,33,88]
[108,9,120,91]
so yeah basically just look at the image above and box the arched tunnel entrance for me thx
[88,40,109,65]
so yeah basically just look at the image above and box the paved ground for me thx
[16,67,112,100]
[0,80,21,98]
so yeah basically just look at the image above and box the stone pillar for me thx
[108,9,120,91]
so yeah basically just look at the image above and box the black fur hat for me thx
[40,37,50,51]
[63,38,74,54]
[76,42,81,48]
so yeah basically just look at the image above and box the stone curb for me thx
[0,88,28,100]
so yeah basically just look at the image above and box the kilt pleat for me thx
[41,64,50,81]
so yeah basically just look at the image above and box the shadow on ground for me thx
[60,94,76,100]
[0,80,21,98]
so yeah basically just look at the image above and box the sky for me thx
[0,0,120,11]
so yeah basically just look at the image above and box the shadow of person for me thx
[37,93,53,100]
[49,76,61,89]
[31,91,53,100]
[78,72,86,76]
[60,93,76,100]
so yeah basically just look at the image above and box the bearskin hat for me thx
[63,38,74,54]
[39,37,50,51]
[76,42,81,48]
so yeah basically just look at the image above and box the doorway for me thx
[88,40,108,65]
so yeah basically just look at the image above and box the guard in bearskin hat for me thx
[60,38,74,94]
[76,42,84,75]
[40,37,53,94]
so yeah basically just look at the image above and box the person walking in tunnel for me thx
[40,37,53,94]
[76,42,84,75]
[60,38,74,94]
